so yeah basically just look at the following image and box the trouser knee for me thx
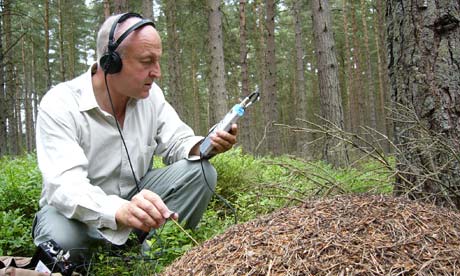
[32,205,103,263]
[189,159,217,194]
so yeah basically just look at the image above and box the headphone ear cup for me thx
[100,51,123,74]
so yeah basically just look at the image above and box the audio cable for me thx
[104,72,141,194]
[199,143,238,225]
[104,72,151,244]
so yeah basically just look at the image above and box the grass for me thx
[0,148,394,274]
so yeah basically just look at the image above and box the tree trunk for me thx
[103,0,111,18]
[350,3,365,133]
[360,0,377,131]
[191,47,201,134]
[0,9,6,156]
[3,0,16,155]
[68,3,76,79]
[142,0,153,19]
[293,0,309,156]
[239,0,251,151]
[44,0,51,91]
[341,0,352,132]
[373,0,390,153]
[252,0,266,154]
[113,0,128,14]
[58,0,66,82]
[207,0,228,125]
[21,29,33,152]
[263,0,280,155]
[31,36,38,125]
[165,0,185,119]
[311,0,348,167]
[387,0,460,208]
[14,68,22,154]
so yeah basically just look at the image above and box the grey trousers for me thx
[32,159,217,261]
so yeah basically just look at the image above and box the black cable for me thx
[104,72,141,193]
[199,148,238,225]
[104,72,152,244]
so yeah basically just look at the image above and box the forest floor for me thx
[161,194,460,276]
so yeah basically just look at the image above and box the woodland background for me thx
[0,0,459,208]
[0,0,390,157]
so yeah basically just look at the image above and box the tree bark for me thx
[360,0,377,131]
[350,3,365,133]
[387,0,460,208]
[113,0,128,14]
[165,0,185,119]
[3,0,17,155]
[341,0,352,133]
[21,28,33,152]
[311,0,348,167]
[253,0,266,154]
[293,0,309,156]
[0,9,6,156]
[207,0,228,125]
[67,2,76,79]
[58,0,66,82]
[103,0,111,18]
[373,0,390,153]
[239,0,252,151]
[14,68,22,154]
[191,47,201,134]
[263,0,280,155]
[31,36,38,126]
[142,0,154,19]
[44,0,51,91]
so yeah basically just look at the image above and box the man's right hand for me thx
[115,189,178,232]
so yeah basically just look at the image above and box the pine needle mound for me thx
[161,195,460,276]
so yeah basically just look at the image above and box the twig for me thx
[170,219,199,246]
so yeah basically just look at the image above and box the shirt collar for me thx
[78,63,99,112]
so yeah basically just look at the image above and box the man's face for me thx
[109,22,162,100]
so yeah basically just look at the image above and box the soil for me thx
[161,194,460,276]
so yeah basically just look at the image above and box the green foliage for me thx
[0,154,42,216]
[210,147,258,199]
[145,223,197,273]
[0,210,33,256]
[212,149,394,223]
[0,154,42,256]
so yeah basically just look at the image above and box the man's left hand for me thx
[190,124,238,157]
[208,123,238,154]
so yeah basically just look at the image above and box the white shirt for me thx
[36,65,202,244]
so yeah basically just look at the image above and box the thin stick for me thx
[170,218,199,246]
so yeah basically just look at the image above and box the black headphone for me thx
[100,12,156,74]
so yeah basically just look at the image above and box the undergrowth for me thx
[0,148,394,274]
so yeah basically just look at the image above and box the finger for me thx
[127,204,158,231]
[229,124,238,136]
[170,212,179,221]
[141,190,173,219]
[215,130,237,146]
[212,133,234,152]
[216,128,237,143]
[131,194,166,228]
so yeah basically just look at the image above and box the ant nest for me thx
[162,194,460,276]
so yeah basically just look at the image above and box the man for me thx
[32,13,237,262]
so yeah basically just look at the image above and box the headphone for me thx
[100,12,156,74]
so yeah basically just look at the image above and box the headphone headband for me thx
[101,12,156,74]
[108,12,156,53]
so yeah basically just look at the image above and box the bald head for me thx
[96,13,158,65]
